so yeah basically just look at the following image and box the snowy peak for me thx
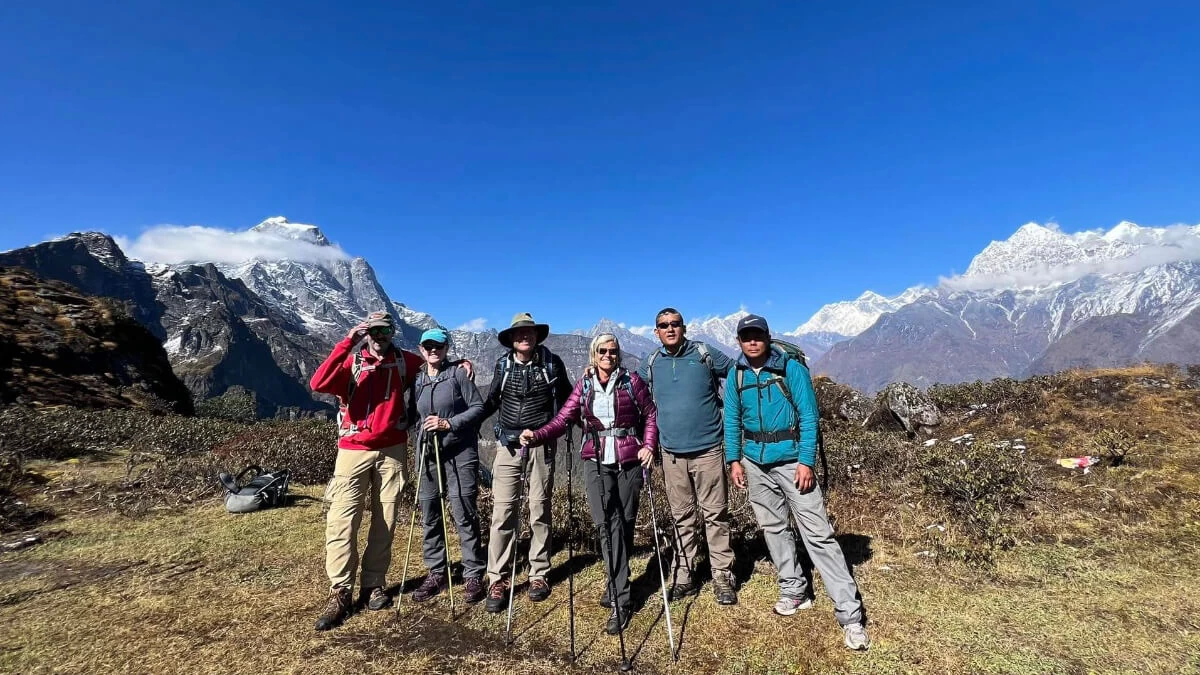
[685,309,751,355]
[60,232,130,272]
[793,287,927,336]
[959,220,1200,288]
[580,318,659,357]
[250,216,332,247]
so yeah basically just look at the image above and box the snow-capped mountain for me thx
[815,220,1200,392]
[216,217,426,347]
[684,309,750,356]
[791,288,928,338]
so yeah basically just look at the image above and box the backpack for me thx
[337,342,410,438]
[496,345,559,393]
[644,341,718,396]
[219,465,291,514]
[580,368,644,445]
[733,340,828,491]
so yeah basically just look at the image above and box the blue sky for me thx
[2,1,1198,333]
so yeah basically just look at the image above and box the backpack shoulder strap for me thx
[538,345,557,385]
[645,350,660,392]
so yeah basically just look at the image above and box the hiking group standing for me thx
[308,307,869,653]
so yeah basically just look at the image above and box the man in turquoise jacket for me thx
[724,314,870,651]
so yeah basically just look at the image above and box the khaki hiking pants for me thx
[487,442,555,584]
[325,444,409,591]
[662,444,735,584]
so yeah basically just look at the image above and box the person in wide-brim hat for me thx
[497,312,550,347]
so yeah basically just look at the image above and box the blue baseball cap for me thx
[419,328,449,345]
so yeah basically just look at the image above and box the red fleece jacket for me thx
[310,337,424,450]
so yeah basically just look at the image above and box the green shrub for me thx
[196,387,258,422]
[928,377,1046,415]
[918,434,1036,564]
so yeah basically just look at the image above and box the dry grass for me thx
[3,365,1200,673]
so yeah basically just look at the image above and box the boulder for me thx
[813,376,874,423]
[866,382,941,435]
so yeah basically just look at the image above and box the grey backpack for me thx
[219,465,291,514]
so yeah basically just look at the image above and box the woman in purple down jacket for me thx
[521,333,657,635]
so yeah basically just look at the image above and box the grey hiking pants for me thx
[582,458,644,611]
[417,441,485,580]
[742,459,864,626]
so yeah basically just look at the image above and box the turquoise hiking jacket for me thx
[723,346,819,467]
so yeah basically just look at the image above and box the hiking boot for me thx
[598,582,613,608]
[362,586,392,611]
[843,623,870,651]
[528,578,551,602]
[773,595,813,616]
[463,577,485,604]
[485,579,510,613]
[411,572,448,602]
[712,572,738,606]
[605,606,631,635]
[314,587,352,631]
[666,579,698,602]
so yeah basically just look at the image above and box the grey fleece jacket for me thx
[409,364,486,451]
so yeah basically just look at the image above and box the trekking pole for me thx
[504,443,531,646]
[590,431,632,673]
[432,432,456,618]
[566,431,577,662]
[396,431,428,614]
[643,465,677,661]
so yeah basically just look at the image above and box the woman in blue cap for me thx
[406,328,489,604]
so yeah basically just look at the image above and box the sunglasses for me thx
[368,327,394,337]
[656,320,683,329]
[421,341,447,350]
[597,347,619,356]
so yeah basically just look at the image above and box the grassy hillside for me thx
[2,365,1199,673]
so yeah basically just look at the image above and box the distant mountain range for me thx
[3,217,1197,412]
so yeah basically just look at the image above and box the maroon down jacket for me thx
[531,368,658,465]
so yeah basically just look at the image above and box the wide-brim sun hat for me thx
[497,312,550,348]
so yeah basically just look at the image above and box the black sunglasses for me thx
[368,327,394,337]
[421,341,447,350]
[597,347,619,356]
[656,320,683,329]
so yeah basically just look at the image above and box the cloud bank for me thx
[116,225,351,265]
[456,318,489,331]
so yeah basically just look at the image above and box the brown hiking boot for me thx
[713,571,738,606]
[314,587,352,631]
[463,577,485,604]
[485,579,510,613]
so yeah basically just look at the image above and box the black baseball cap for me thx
[736,314,770,335]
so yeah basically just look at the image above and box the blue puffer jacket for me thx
[723,346,819,467]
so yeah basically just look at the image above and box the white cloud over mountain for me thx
[455,317,489,331]
[116,224,351,265]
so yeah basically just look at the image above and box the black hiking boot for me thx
[463,577,485,605]
[314,587,352,631]
[411,573,448,602]
[605,606,631,635]
[528,577,551,602]
[361,586,392,611]
[666,579,698,602]
[713,571,738,606]
[485,579,510,613]
[599,582,612,609]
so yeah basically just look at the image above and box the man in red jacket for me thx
[309,311,425,631]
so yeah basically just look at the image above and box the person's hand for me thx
[520,429,537,446]
[729,461,746,489]
[459,359,474,379]
[637,446,654,468]
[422,415,449,432]
[347,321,369,341]
[794,463,815,494]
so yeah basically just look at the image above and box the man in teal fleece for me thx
[724,314,870,651]
[638,307,738,605]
